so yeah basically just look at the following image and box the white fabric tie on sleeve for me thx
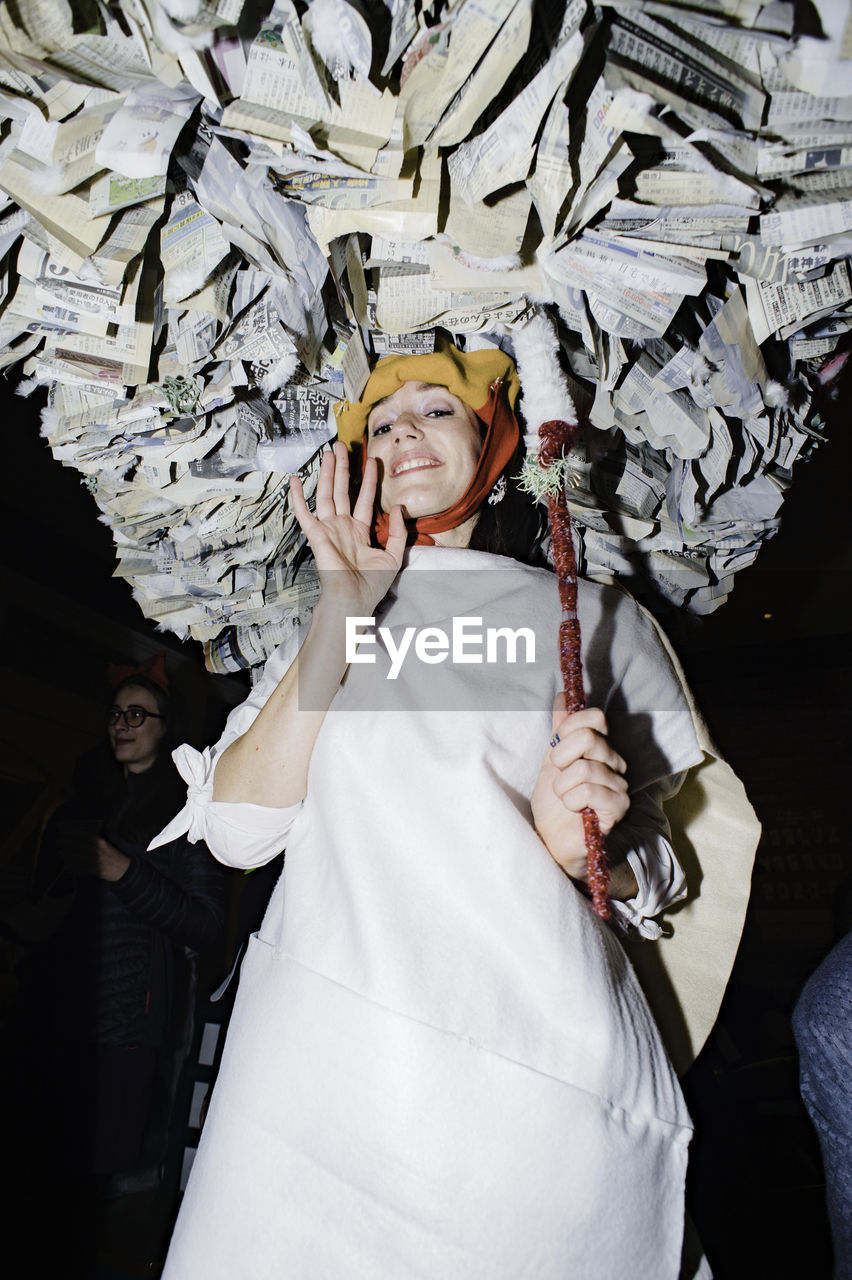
[606,780,688,940]
[612,843,687,940]
[149,744,215,846]
[148,744,302,869]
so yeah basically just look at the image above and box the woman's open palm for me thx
[289,442,407,614]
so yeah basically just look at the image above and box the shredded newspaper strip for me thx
[1,0,851,674]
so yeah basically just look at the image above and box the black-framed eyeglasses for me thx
[108,706,166,728]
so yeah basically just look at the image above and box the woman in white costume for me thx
[155,343,716,1279]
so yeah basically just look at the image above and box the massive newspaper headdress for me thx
[1,0,849,683]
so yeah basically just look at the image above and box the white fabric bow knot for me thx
[147,744,214,848]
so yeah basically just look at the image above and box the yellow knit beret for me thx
[334,342,521,448]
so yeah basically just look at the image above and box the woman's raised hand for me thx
[215,443,403,809]
[289,442,407,615]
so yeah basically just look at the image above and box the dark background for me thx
[1,371,850,1278]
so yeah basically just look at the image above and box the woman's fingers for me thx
[551,759,630,832]
[383,505,407,567]
[543,699,629,833]
[331,441,352,514]
[314,447,338,522]
[547,701,625,775]
[352,455,379,527]
[310,443,378,531]
[552,757,629,801]
[289,473,315,534]
[550,701,608,741]
[550,725,626,776]
[293,443,372,538]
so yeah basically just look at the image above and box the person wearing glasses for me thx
[15,655,225,1273]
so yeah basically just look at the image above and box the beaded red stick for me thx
[538,417,611,919]
[513,312,611,920]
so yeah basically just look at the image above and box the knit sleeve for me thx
[110,834,226,952]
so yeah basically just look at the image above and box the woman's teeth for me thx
[393,457,440,476]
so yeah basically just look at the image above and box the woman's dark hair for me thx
[468,442,548,567]
[111,674,174,749]
[112,673,169,715]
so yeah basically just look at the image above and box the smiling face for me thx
[108,682,167,775]
[365,381,482,519]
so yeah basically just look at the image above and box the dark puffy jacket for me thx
[38,745,226,1048]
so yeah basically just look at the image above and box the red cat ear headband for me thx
[107,651,169,695]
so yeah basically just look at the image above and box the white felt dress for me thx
[155,547,712,1280]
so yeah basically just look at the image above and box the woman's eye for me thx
[426,408,453,418]
[370,421,392,436]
